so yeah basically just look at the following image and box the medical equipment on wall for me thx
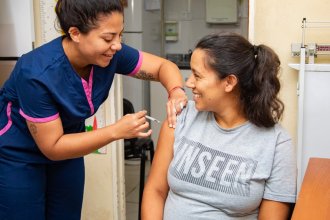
[291,18,330,64]
[289,18,330,192]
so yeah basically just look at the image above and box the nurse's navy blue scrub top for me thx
[0,36,142,163]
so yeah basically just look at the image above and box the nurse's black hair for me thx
[55,0,123,38]
[195,32,284,128]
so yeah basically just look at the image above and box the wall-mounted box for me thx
[145,0,160,11]
[165,21,178,41]
[206,0,238,24]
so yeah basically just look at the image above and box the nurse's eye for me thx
[104,38,112,43]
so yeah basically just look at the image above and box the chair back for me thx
[123,98,135,115]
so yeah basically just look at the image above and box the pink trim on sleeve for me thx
[0,102,13,135]
[81,67,95,115]
[19,109,59,123]
[128,51,143,76]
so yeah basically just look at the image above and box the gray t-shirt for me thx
[164,101,297,220]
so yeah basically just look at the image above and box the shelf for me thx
[288,63,330,72]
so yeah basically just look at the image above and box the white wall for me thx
[164,0,249,54]
[253,0,330,192]
[142,7,162,56]
[253,0,330,144]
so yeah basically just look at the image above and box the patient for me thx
[142,32,297,220]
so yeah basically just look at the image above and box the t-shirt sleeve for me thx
[263,127,297,203]
[115,43,143,76]
[15,62,59,123]
[175,101,196,136]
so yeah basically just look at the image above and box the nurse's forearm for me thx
[52,125,118,159]
[27,111,150,161]
[158,60,184,93]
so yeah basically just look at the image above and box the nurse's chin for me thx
[98,59,112,67]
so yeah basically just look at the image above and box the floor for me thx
[125,159,151,220]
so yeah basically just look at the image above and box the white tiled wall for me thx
[164,0,249,54]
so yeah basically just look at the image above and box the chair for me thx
[123,98,154,220]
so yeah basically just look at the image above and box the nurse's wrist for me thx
[168,86,185,99]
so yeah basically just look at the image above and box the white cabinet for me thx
[206,0,238,24]
[0,0,34,86]
[289,63,330,190]
[0,0,34,57]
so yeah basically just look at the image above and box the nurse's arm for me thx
[26,111,151,161]
[133,52,183,91]
[132,51,187,127]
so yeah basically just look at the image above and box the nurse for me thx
[0,0,186,219]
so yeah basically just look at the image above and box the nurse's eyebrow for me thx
[102,28,124,36]
[102,32,118,36]
[102,33,118,38]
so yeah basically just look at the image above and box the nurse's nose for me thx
[110,41,122,51]
[110,35,122,51]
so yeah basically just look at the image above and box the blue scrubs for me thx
[0,36,142,219]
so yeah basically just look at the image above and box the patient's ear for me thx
[224,74,238,92]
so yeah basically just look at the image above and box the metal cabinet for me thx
[289,63,330,191]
